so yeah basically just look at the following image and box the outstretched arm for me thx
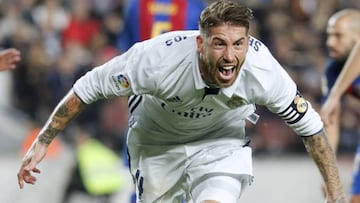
[17,89,86,189]
[321,41,360,122]
[302,131,346,203]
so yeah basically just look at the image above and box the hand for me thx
[320,95,340,125]
[17,141,48,189]
[324,190,347,203]
[0,48,21,71]
[324,198,347,203]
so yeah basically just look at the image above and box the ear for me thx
[196,35,203,52]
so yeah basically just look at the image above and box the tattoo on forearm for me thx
[37,92,85,145]
[57,103,70,117]
[38,127,61,145]
[302,133,344,199]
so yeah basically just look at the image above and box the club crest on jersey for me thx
[112,74,130,90]
[227,96,245,108]
[294,95,308,113]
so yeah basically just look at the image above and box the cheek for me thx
[206,49,222,62]
[235,48,248,60]
[236,51,246,60]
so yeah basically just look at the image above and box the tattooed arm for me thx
[17,89,86,189]
[302,131,346,203]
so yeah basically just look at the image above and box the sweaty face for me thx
[197,24,249,88]
[326,17,357,60]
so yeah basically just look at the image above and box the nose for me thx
[223,47,235,63]
[326,36,336,49]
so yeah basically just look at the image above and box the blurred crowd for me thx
[0,0,360,158]
[246,0,360,154]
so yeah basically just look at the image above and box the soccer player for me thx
[320,9,360,203]
[0,48,21,71]
[18,1,345,202]
[321,41,360,124]
[117,0,207,52]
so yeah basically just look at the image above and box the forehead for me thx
[327,16,352,34]
[208,24,248,41]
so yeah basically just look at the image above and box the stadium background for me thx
[0,0,359,202]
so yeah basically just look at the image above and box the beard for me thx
[199,55,241,88]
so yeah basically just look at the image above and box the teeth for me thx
[222,66,233,70]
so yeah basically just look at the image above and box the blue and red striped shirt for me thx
[117,0,206,52]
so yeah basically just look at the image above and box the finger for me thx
[23,175,37,184]
[17,172,24,189]
[8,64,16,69]
[32,167,41,173]
[14,55,21,61]
[17,169,37,188]
[323,117,331,127]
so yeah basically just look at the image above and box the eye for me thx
[234,40,246,50]
[235,40,245,46]
[235,41,241,46]
[214,41,225,47]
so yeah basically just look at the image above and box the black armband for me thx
[278,90,308,125]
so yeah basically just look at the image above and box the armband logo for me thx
[112,74,130,90]
[294,95,308,113]
[278,91,308,125]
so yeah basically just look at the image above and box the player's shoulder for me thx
[324,58,345,73]
[137,30,199,59]
[247,36,271,57]
[245,36,275,69]
[130,30,197,51]
[148,30,199,47]
[125,30,198,71]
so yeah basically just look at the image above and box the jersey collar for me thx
[221,71,241,98]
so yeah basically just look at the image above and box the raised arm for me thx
[321,41,360,122]
[302,131,346,202]
[17,89,86,189]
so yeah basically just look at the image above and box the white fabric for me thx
[127,137,252,202]
[73,30,322,143]
[192,175,247,203]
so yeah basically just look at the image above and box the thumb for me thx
[24,142,48,171]
[24,158,39,172]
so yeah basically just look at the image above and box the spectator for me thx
[117,0,207,52]
[320,9,360,202]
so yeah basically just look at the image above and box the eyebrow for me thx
[213,37,246,44]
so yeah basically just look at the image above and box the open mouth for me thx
[218,66,236,80]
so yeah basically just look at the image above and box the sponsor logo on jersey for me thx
[227,96,246,108]
[112,74,130,90]
[166,96,182,102]
[161,103,214,119]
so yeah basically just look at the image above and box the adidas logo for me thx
[166,96,182,102]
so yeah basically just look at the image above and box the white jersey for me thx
[73,30,323,145]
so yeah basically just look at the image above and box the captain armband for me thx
[278,90,308,125]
